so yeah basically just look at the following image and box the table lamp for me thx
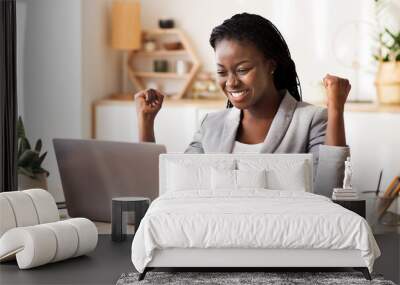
[111,0,141,98]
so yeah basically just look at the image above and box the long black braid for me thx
[210,13,302,108]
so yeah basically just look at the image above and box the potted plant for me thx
[17,116,49,190]
[374,0,400,104]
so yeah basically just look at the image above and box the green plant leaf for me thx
[32,151,47,169]
[37,151,47,165]
[384,28,400,43]
[17,116,26,138]
[18,137,31,162]
[18,166,35,178]
[18,150,38,167]
[382,40,396,51]
[382,54,390,61]
[17,131,31,160]
[34,139,42,152]
[17,138,24,158]
[20,136,31,151]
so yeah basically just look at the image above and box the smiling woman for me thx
[134,13,351,197]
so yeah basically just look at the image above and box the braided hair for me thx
[210,13,302,108]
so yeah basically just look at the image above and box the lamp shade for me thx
[111,0,141,50]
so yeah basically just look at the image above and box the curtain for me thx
[0,0,18,192]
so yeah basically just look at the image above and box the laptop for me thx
[53,139,166,222]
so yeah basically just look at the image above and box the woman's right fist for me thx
[134,89,164,121]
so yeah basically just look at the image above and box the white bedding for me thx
[131,190,380,273]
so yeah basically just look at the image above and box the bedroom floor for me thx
[1,232,398,285]
[1,213,399,285]
[0,235,134,285]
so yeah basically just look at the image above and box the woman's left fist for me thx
[323,74,351,112]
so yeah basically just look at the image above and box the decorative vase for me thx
[18,173,48,190]
[375,61,400,104]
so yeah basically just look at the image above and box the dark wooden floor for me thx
[373,233,400,284]
[1,234,398,284]
[0,235,134,285]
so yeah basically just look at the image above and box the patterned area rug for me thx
[116,271,396,285]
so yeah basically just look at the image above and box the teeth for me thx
[231,91,246,98]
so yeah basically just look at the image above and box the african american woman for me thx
[134,13,351,197]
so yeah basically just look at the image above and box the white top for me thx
[232,141,264,153]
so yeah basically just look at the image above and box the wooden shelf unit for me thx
[130,71,189,79]
[134,50,188,57]
[127,28,201,99]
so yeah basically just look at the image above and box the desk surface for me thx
[95,95,400,113]
[0,235,133,285]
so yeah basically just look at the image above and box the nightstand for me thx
[111,197,150,242]
[332,199,366,218]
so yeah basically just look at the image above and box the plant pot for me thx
[375,61,400,104]
[18,173,48,190]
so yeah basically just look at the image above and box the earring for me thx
[271,70,275,75]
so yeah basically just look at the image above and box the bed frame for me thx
[139,249,371,280]
[138,154,372,281]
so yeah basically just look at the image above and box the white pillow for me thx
[211,168,267,190]
[167,160,235,191]
[236,169,267,189]
[210,168,236,190]
[267,165,307,191]
[237,159,310,192]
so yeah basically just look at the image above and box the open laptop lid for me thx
[53,139,166,222]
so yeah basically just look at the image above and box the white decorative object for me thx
[343,156,353,190]
[332,156,358,200]
[0,196,17,237]
[0,218,97,269]
[0,189,97,269]
[143,40,156,52]
[176,60,189,75]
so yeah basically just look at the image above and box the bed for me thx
[131,154,380,280]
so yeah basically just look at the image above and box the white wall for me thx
[18,0,83,202]
[17,0,120,202]
[81,0,121,139]
[140,0,386,102]
[344,113,400,192]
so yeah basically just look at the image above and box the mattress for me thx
[131,190,380,273]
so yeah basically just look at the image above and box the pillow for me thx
[236,169,267,189]
[266,164,307,191]
[210,168,236,190]
[166,159,235,191]
[211,168,267,190]
[237,159,310,192]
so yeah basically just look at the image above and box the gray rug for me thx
[116,271,396,285]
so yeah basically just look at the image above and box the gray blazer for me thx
[185,91,350,197]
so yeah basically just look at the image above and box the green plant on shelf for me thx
[375,28,400,62]
[17,116,49,179]
[374,0,400,62]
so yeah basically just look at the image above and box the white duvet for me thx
[131,190,380,273]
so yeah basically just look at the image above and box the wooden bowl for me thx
[163,42,183,50]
